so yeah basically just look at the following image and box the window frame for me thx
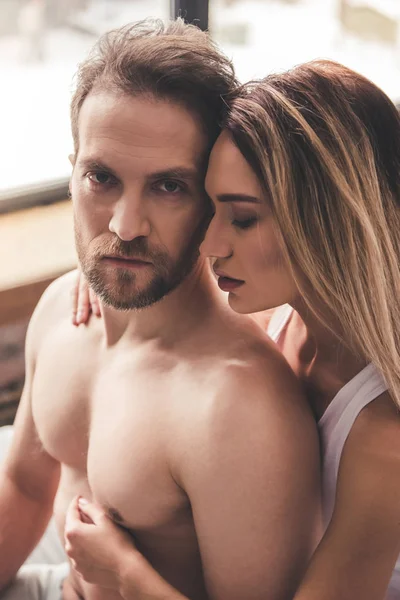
[172,0,209,30]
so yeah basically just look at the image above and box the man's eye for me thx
[87,172,115,186]
[155,180,184,194]
[232,217,258,230]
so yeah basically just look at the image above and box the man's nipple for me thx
[107,506,125,524]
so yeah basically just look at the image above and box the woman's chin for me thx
[227,292,265,315]
[228,290,287,315]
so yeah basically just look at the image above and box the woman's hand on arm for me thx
[71,270,101,326]
[64,497,188,600]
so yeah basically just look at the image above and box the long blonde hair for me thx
[225,60,400,407]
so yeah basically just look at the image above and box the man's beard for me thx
[74,222,207,311]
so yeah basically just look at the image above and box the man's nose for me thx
[200,217,232,259]
[109,195,151,241]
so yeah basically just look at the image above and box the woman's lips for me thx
[217,276,245,292]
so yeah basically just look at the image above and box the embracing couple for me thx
[1,16,400,600]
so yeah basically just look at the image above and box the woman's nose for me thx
[200,217,232,259]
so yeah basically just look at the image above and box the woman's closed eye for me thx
[232,216,258,230]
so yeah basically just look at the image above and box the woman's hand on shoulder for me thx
[71,269,101,326]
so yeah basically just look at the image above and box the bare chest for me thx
[87,368,189,530]
[31,331,189,531]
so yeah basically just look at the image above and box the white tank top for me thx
[267,306,400,599]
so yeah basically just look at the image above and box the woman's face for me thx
[201,131,298,313]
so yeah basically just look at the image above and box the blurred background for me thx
[1,0,400,424]
[1,0,400,199]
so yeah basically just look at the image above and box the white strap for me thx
[267,305,293,342]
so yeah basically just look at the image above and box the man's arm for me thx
[176,356,321,600]
[294,392,400,600]
[0,290,61,591]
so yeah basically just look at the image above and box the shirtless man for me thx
[0,19,319,600]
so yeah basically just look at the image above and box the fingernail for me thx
[76,311,83,323]
[78,497,88,506]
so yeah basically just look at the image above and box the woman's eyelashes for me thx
[232,216,258,230]
[203,199,259,229]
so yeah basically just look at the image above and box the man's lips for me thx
[214,270,245,292]
[102,255,152,268]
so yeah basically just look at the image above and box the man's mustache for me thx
[94,237,162,262]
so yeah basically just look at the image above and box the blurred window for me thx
[210,0,400,98]
[0,0,169,197]
[3,0,400,204]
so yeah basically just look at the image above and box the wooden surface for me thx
[0,200,76,326]
[0,200,76,291]
[0,200,76,423]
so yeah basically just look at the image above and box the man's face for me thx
[70,92,210,310]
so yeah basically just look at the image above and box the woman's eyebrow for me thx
[216,193,261,204]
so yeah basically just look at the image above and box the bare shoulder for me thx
[33,270,78,321]
[213,318,313,422]
[173,320,320,600]
[341,390,400,478]
[174,328,320,541]
[27,270,78,353]
[179,334,318,469]
[211,345,315,440]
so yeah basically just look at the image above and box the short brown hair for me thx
[70,18,237,152]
